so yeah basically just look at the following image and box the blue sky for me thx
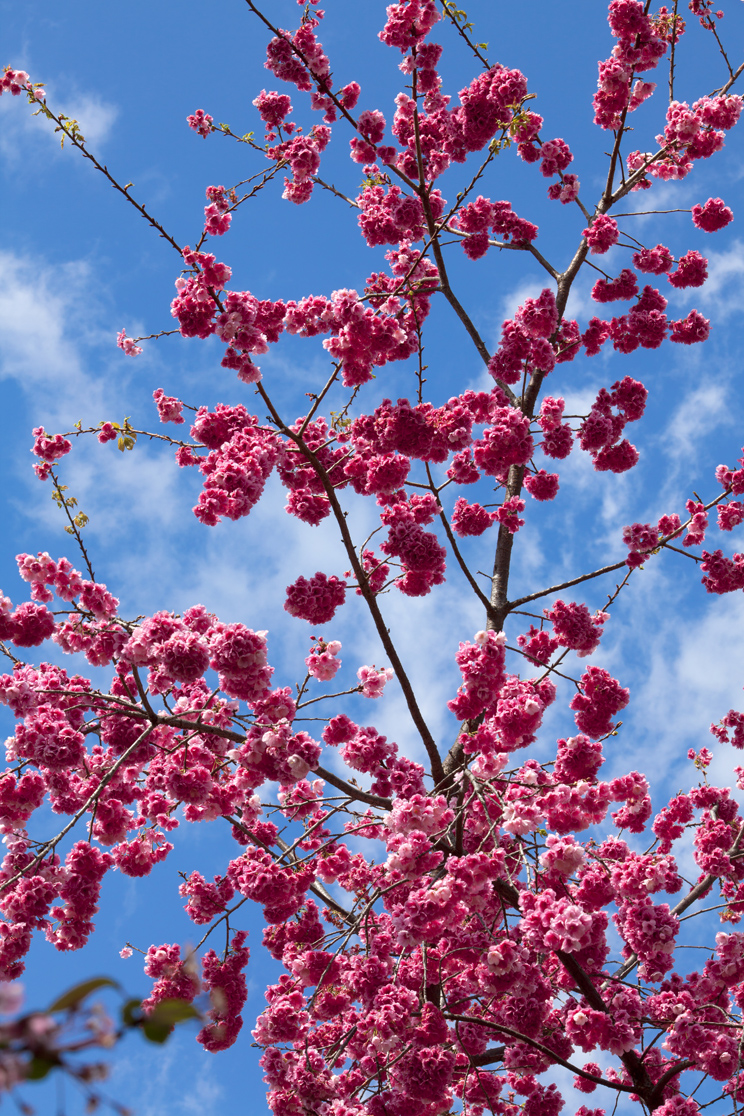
[2,0,744,1112]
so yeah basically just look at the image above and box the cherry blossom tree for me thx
[2,0,744,1112]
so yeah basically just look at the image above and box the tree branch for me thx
[256,382,445,785]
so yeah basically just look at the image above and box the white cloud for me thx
[58,92,118,147]
[0,248,130,423]
[695,237,744,319]
[492,275,546,339]
[0,253,92,393]
[660,377,730,463]
[0,81,117,164]
[109,1035,226,1116]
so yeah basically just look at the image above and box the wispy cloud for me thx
[0,78,117,164]
[0,248,133,423]
[695,237,744,319]
[660,377,730,463]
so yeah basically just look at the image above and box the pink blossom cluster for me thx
[5,5,744,1112]
[448,630,507,721]
[650,94,742,181]
[4,551,120,658]
[692,196,734,232]
[209,757,744,1112]
[379,0,440,51]
[284,257,436,387]
[116,329,142,356]
[574,375,646,474]
[170,248,231,339]
[305,638,342,682]
[187,109,213,138]
[622,511,682,567]
[284,572,347,624]
[30,427,71,467]
[46,841,112,952]
[357,181,437,247]
[152,388,184,424]
[277,415,347,525]
[472,407,533,479]
[544,600,609,657]
[2,536,744,1108]
[349,110,396,165]
[264,18,330,96]
[123,608,273,700]
[271,124,330,204]
[204,184,233,236]
[584,213,619,254]
[0,69,34,97]
[453,195,538,261]
[184,404,280,526]
[253,89,294,138]
[488,290,577,386]
[233,715,321,786]
[583,282,708,353]
[179,871,234,925]
[451,496,496,537]
[391,63,529,181]
[494,495,526,533]
[594,1,667,130]
[357,665,393,699]
[379,496,447,597]
[197,931,250,1051]
[141,943,199,1013]
[637,451,744,592]
[570,666,629,738]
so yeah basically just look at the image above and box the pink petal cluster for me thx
[305,639,342,682]
[284,572,347,624]
[692,196,734,232]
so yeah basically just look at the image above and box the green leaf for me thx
[127,998,200,1043]
[26,1056,56,1080]
[142,1019,173,1044]
[121,998,143,1028]
[149,999,201,1025]
[48,977,119,1013]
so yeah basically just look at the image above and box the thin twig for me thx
[30,96,182,254]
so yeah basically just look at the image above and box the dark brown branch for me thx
[226,815,355,925]
[668,0,680,102]
[612,821,744,983]
[438,0,492,69]
[256,382,445,785]
[468,1045,506,1067]
[0,723,158,895]
[314,177,360,209]
[443,1013,640,1096]
[49,469,96,582]
[508,560,629,610]
[487,466,524,632]
[426,465,498,623]
[555,949,655,1101]
[242,0,418,194]
[711,59,744,97]
[410,93,507,396]
[649,1059,696,1106]
[446,225,560,281]
[313,764,392,810]
[30,98,182,255]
